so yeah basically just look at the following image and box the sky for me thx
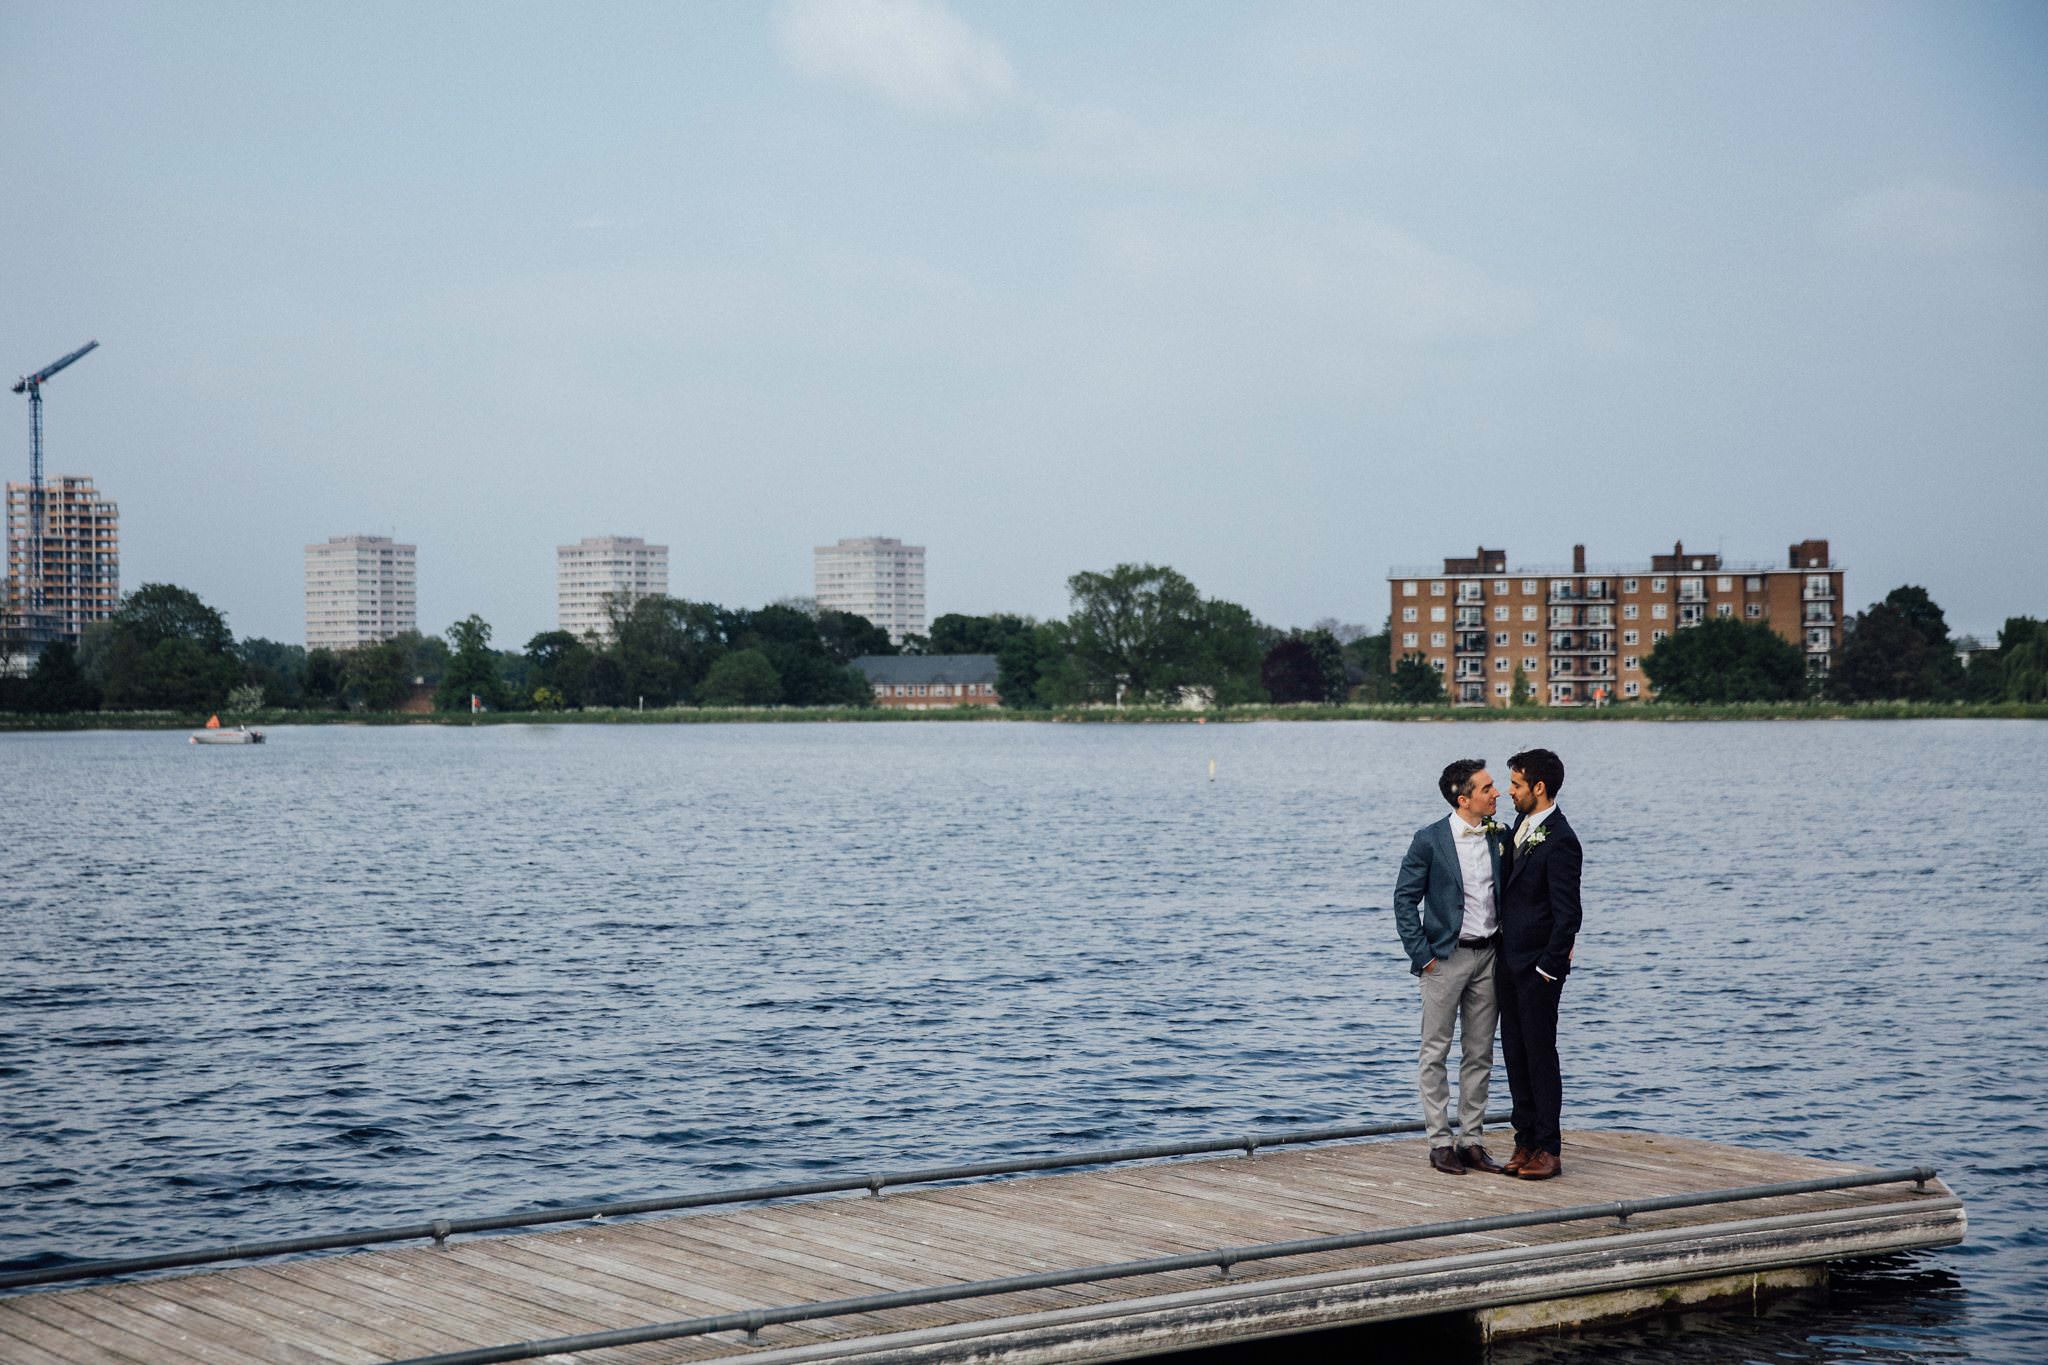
[3,1,2044,645]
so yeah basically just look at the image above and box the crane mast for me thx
[10,340,99,637]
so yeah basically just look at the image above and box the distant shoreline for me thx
[4,700,2045,731]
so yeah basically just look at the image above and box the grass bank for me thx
[5,699,2047,732]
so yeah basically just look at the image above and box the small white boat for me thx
[191,719,264,745]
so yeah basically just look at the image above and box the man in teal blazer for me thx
[1392,758,1507,1176]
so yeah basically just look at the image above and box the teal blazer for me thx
[1392,816,1505,975]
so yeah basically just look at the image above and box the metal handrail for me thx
[394,1165,1941,1365]
[0,1113,1508,1291]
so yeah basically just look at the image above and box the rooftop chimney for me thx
[1572,544,1586,574]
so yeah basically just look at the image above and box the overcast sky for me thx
[4,1,2044,645]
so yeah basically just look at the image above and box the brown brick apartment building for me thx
[1387,539,1843,706]
[854,654,1002,709]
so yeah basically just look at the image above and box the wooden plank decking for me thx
[0,1130,1963,1365]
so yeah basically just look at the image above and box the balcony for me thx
[1551,632,1614,654]
[1455,632,1489,655]
[1453,607,1485,629]
[1803,584,1836,601]
[1455,584,1485,605]
[1802,607,1835,626]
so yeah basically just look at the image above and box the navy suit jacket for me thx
[1392,816,1505,976]
[1498,807,1583,980]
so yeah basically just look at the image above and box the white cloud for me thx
[1818,181,2047,258]
[776,0,1017,116]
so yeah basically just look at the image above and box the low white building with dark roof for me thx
[854,654,1000,709]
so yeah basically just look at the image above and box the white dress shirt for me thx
[1446,812,1496,939]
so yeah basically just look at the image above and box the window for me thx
[1746,603,1762,619]
[1430,632,1446,647]
[1522,631,1538,646]
[873,684,887,696]
[1807,628,1832,650]
[1401,632,1418,648]
[1430,606,1446,622]
[1493,605,1508,621]
[1430,657,1446,671]
[1522,579,1538,594]
[1653,629,1669,642]
[1717,602,1734,617]
[1747,576,1763,592]
[895,684,908,696]
[1716,576,1733,592]
[1494,631,1509,646]
[1679,603,1705,626]
[1522,605,1538,621]
[1495,682,1511,698]
[1403,581,1418,597]
[1622,603,1639,620]
[1623,577,1638,593]
[1523,656,1538,671]
[1624,681,1640,698]
[1431,581,1447,596]
[1494,657,1509,672]
[1493,579,1509,595]
[1623,655,1638,670]
[1623,629,1638,646]
[1402,606,1417,622]
[1651,577,1667,592]
[915,685,928,695]
[1651,603,1668,620]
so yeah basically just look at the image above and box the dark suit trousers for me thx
[1495,960,1564,1156]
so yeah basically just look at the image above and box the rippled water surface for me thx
[3,721,2044,1361]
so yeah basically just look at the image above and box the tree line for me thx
[2,574,2039,715]
[1643,584,2046,705]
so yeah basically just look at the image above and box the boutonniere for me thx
[1480,817,1506,856]
[1523,825,1550,849]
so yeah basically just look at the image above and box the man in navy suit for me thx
[1392,759,1508,1176]
[1495,748,1583,1181]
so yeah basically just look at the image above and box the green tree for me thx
[1642,617,1809,703]
[22,641,100,713]
[926,613,1031,656]
[1389,652,1446,704]
[1509,664,1535,707]
[1186,598,1272,704]
[339,638,411,710]
[995,622,1064,708]
[99,583,243,711]
[436,615,505,712]
[606,594,727,705]
[2002,618,2048,702]
[525,630,595,708]
[303,647,344,708]
[816,610,895,663]
[698,648,781,706]
[237,637,307,708]
[1830,586,1965,701]
[1345,627,1392,701]
[1260,629,1349,703]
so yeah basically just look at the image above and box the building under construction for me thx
[4,474,120,645]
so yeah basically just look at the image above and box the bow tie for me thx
[1458,823,1488,837]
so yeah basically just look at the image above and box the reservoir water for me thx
[2,720,2043,1361]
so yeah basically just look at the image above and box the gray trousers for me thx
[1417,940,1498,1149]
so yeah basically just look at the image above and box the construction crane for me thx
[10,340,99,633]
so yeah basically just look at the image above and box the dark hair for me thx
[1438,758,1487,808]
[1509,748,1565,801]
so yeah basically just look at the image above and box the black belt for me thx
[1459,933,1499,947]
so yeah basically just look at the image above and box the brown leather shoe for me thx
[1517,1151,1562,1180]
[1502,1145,1530,1176]
[1428,1146,1466,1175]
[1456,1144,1504,1174]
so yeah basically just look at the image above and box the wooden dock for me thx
[0,1130,1963,1365]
